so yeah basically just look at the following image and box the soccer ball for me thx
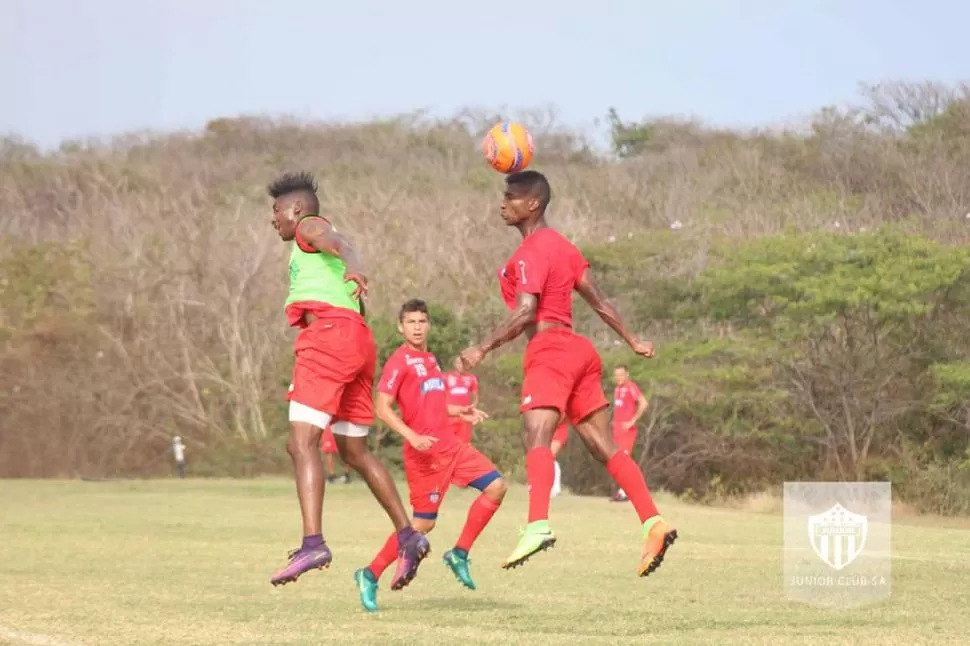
[481,121,535,174]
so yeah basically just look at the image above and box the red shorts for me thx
[552,421,570,446]
[520,328,609,425]
[406,441,501,519]
[613,428,637,454]
[449,420,473,444]
[319,427,338,454]
[289,310,376,425]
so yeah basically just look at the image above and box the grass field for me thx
[2,479,969,646]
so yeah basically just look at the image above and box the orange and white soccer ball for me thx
[481,121,535,173]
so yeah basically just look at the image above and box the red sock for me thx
[526,447,555,523]
[606,451,659,523]
[455,494,501,552]
[367,532,398,580]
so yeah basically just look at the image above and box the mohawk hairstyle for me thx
[267,171,318,199]
[505,170,552,210]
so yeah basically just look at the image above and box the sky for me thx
[1,0,966,150]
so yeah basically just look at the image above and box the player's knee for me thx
[522,408,561,449]
[339,446,366,471]
[575,428,613,463]
[336,436,370,468]
[286,422,320,456]
[412,517,436,534]
[484,477,508,502]
[584,434,614,464]
[522,427,552,450]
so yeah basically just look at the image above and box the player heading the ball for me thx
[456,170,677,578]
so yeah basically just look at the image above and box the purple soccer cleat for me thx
[390,530,431,591]
[270,544,333,587]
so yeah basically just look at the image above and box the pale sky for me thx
[1,0,965,149]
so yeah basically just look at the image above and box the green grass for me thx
[1,479,969,645]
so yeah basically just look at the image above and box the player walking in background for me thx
[320,425,353,484]
[267,172,429,589]
[444,368,480,444]
[457,170,677,577]
[610,365,649,502]
[355,299,506,612]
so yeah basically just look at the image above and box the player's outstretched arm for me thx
[376,392,437,451]
[575,268,655,358]
[457,293,538,371]
[297,217,368,298]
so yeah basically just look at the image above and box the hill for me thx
[3,80,970,514]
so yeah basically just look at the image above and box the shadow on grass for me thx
[398,596,524,613]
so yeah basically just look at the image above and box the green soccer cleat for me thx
[353,568,379,612]
[501,521,557,570]
[443,549,476,590]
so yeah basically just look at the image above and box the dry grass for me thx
[1,478,970,645]
[716,491,970,530]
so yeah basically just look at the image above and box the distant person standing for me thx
[611,365,649,502]
[172,436,186,479]
[444,368,480,445]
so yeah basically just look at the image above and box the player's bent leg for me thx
[355,515,437,612]
[388,511,435,592]
[445,472,506,589]
[271,404,334,587]
[335,428,431,591]
[335,428,410,531]
[573,407,678,578]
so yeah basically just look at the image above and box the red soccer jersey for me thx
[444,371,478,408]
[498,228,590,327]
[378,345,457,457]
[612,381,643,430]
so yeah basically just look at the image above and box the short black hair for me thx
[267,171,318,199]
[399,298,429,321]
[506,170,552,210]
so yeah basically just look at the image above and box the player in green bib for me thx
[267,172,430,592]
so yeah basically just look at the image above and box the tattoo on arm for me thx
[479,292,538,353]
[298,218,365,275]
[575,269,636,346]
